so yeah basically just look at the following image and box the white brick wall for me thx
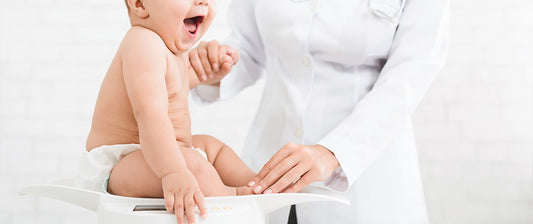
[414,1,533,224]
[1,0,532,224]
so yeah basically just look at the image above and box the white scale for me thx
[20,179,349,224]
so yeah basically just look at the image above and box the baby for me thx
[76,0,255,223]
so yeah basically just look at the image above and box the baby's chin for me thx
[172,34,207,53]
[166,41,197,55]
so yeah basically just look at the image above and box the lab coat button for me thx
[294,129,303,138]
[302,56,312,67]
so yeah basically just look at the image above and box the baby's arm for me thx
[120,27,206,223]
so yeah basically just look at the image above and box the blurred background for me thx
[1,0,532,223]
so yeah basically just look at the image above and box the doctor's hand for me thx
[248,143,340,194]
[162,170,207,224]
[189,40,239,86]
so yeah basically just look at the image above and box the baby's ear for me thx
[127,0,149,18]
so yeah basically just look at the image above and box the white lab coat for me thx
[193,0,449,223]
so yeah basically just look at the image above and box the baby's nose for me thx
[194,0,208,6]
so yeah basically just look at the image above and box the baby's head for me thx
[124,0,216,54]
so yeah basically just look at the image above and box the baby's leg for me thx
[107,148,236,198]
[192,135,256,187]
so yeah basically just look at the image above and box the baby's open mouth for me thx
[184,16,204,35]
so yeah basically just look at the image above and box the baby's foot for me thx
[235,186,255,196]
[224,186,255,196]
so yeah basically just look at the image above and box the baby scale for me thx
[19,179,349,224]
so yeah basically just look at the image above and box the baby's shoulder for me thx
[119,26,167,57]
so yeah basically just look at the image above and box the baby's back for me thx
[86,53,140,150]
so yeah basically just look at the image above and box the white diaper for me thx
[73,144,207,193]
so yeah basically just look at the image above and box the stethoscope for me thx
[291,0,407,24]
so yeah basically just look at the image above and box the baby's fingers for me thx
[174,196,185,224]
[220,45,240,65]
[164,191,175,212]
[184,193,196,224]
[195,191,207,219]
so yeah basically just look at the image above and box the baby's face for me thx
[147,0,216,54]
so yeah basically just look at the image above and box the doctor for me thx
[190,0,449,223]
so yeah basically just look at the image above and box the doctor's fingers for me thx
[282,171,317,194]
[189,48,208,81]
[197,41,215,77]
[250,143,297,187]
[265,162,311,194]
[205,40,221,72]
[253,153,302,194]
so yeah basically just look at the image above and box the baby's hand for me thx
[189,40,240,86]
[162,170,207,224]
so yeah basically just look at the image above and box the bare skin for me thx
[105,135,256,197]
[84,26,256,197]
[85,0,253,223]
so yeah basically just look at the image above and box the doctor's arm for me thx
[250,0,450,193]
[190,0,266,103]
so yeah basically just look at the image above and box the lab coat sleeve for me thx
[191,0,266,104]
[319,0,450,191]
